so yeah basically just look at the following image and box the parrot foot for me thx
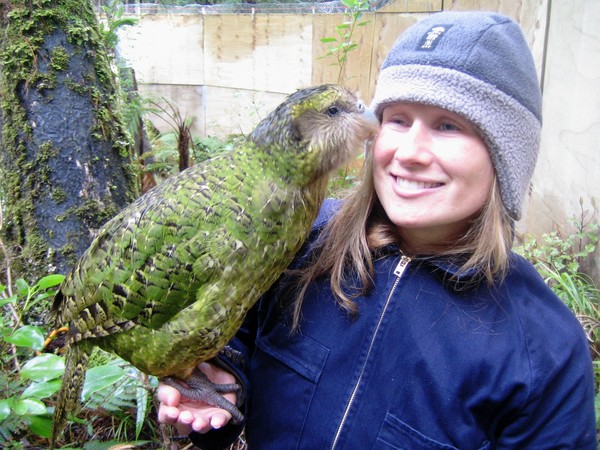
[219,345,244,366]
[161,366,244,424]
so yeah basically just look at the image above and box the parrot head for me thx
[249,84,379,185]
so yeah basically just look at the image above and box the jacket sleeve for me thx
[496,270,597,448]
[187,305,258,450]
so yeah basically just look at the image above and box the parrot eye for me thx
[327,106,340,117]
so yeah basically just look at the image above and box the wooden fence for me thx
[119,0,547,137]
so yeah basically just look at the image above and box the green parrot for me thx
[49,84,378,447]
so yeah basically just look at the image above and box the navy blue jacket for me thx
[191,200,597,449]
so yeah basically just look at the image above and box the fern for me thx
[0,414,24,447]
[83,357,155,414]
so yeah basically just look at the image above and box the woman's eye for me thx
[439,122,460,132]
[386,116,407,126]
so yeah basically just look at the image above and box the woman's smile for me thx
[392,175,445,192]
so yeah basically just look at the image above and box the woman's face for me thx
[372,102,494,252]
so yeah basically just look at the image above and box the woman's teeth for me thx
[395,177,442,190]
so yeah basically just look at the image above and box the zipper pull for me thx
[393,255,411,277]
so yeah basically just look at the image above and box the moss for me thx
[51,187,67,204]
[56,198,118,229]
[74,198,119,227]
[31,141,58,186]
[58,240,77,268]
[0,0,138,280]
[49,46,69,71]
[19,231,51,277]
[1,0,133,151]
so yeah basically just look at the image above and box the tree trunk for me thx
[0,0,138,281]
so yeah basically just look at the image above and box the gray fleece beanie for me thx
[370,11,542,221]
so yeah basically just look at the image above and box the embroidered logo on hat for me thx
[417,25,452,50]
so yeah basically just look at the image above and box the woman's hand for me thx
[157,362,238,435]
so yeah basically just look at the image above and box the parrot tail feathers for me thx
[50,342,90,449]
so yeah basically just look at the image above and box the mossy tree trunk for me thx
[0,0,139,281]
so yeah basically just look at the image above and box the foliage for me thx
[194,135,244,163]
[326,153,364,198]
[139,119,241,182]
[0,274,163,448]
[0,275,65,447]
[97,0,138,50]
[515,205,599,315]
[517,207,599,276]
[319,0,371,83]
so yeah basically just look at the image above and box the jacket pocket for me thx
[373,412,491,450]
[257,320,329,383]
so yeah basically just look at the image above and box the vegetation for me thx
[319,0,372,84]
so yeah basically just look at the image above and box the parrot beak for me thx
[362,106,380,131]
[361,107,380,158]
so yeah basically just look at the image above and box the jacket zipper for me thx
[330,255,412,450]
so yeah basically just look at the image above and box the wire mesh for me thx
[113,0,393,15]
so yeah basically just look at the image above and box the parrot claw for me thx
[218,345,244,366]
[161,366,245,424]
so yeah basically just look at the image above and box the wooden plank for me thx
[379,0,443,13]
[362,13,422,102]
[119,14,204,86]
[204,14,312,93]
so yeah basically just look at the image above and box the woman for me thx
[158,11,597,449]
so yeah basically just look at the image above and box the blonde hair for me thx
[291,150,514,328]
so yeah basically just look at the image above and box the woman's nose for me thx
[393,123,434,165]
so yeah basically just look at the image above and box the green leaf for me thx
[21,353,65,382]
[21,379,62,399]
[0,398,13,421]
[35,274,65,290]
[320,37,337,43]
[82,364,126,401]
[0,295,17,308]
[135,383,148,438]
[13,398,46,415]
[5,325,45,350]
[26,414,53,438]
[16,278,30,295]
[83,440,152,450]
